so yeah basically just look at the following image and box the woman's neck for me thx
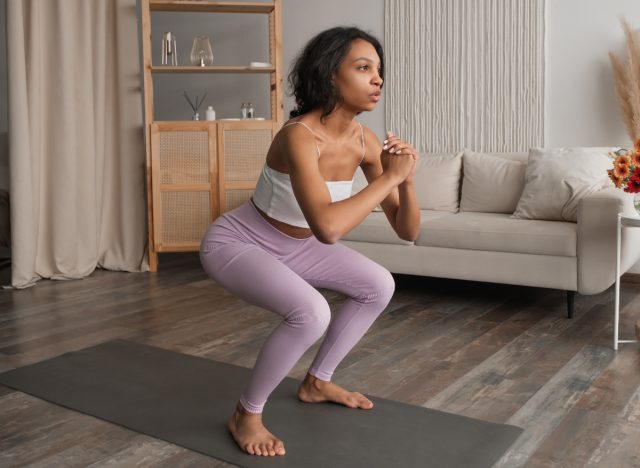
[312,107,357,139]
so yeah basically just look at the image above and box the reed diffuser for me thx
[183,91,207,120]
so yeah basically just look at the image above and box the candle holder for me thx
[161,32,177,66]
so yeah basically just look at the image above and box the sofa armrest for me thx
[577,187,640,294]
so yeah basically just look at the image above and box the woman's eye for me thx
[358,65,369,71]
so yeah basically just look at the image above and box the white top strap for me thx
[283,121,321,157]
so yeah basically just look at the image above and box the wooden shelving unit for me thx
[151,65,276,73]
[140,0,283,271]
[149,0,275,14]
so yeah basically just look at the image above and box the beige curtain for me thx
[7,0,148,289]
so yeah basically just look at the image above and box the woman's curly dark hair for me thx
[288,27,384,120]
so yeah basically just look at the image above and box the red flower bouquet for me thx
[607,139,640,193]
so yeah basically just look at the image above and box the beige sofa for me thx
[341,150,640,318]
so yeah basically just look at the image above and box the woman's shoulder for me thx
[360,125,382,148]
[358,124,378,141]
[278,118,317,141]
[273,118,319,159]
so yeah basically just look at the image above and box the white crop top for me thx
[252,121,365,228]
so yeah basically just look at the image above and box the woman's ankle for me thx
[304,372,330,389]
[236,401,262,417]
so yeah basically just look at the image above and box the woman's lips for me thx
[371,93,380,102]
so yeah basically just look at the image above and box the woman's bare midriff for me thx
[251,200,314,239]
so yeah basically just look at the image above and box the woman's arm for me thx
[284,124,414,244]
[361,128,420,242]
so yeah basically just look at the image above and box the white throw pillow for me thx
[413,152,463,212]
[511,147,615,221]
[460,150,527,213]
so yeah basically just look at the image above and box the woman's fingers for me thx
[390,144,417,157]
[389,143,410,154]
[382,137,400,151]
[383,136,416,156]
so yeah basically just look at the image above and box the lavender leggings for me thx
[199,201,395,414]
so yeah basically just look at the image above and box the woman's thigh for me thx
[200,242,329,321]
[284,240,395,303]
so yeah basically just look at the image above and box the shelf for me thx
[149,0,274,13]
[151,65,275,74]
[152,119,273,124]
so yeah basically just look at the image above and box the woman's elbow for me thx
[311,224,340,244]
[398,227,419,242]
[399,234,417,242]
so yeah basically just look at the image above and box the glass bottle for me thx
[241,102,254,119]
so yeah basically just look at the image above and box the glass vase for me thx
[190,36,214,67]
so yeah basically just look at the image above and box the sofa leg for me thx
[567,291,575,319]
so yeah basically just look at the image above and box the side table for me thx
[614,213,640,350]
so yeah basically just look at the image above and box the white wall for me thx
[545,0,640,147]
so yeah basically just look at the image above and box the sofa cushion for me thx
[343,210,454,245]
[413,152,463,212]
[512,147,615,221]
[460,150,527,213]
[416,211,577,257]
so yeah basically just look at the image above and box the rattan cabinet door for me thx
[150,122,217,252]
[217,121,277,214]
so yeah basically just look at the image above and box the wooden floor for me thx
[1,253,639,467]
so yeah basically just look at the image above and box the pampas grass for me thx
[609,19,640,143]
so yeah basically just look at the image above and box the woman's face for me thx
[332,39,383,113]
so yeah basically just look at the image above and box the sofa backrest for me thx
[352,150,530,214]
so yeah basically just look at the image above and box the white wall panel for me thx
[384,0,545,153]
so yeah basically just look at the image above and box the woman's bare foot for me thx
[297,373,374,409]
[227,402,286,456]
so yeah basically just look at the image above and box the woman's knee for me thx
[285,295,331,339]
[355,267,395,306]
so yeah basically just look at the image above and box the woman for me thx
[200,26,419,457]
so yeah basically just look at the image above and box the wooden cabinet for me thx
[140,0,283,270]
[149,120,277,252]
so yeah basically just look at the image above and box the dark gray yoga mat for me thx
[0,339,522,467]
